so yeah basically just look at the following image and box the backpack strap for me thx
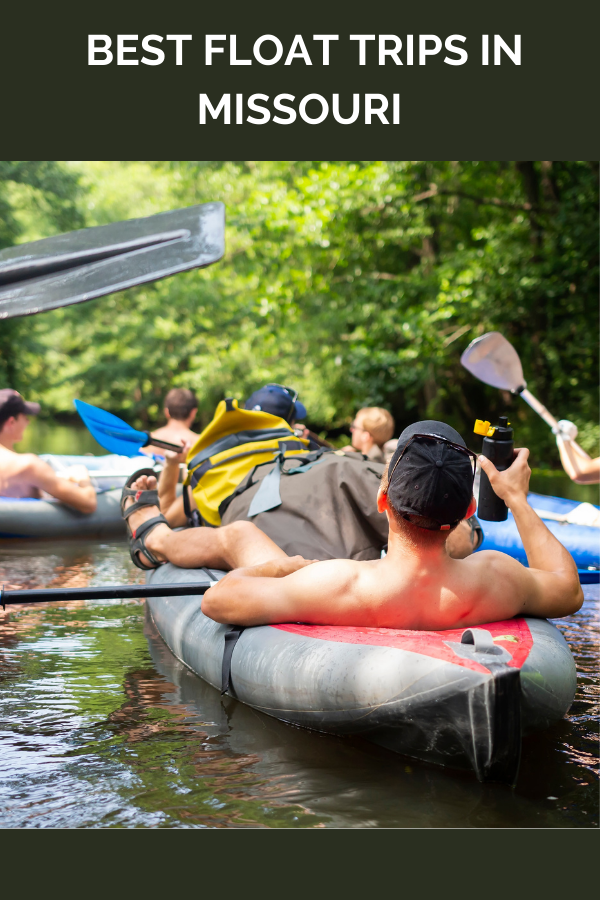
[247,453,285,517]
[221,625,246,694]
[182,485,202,528]
[188,428,294,471]
[247,448,329,518]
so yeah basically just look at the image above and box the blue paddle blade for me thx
[74,399,148,457]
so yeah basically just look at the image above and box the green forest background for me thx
[0,160,598,468]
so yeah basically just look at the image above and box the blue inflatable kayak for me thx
[477,492,600,583]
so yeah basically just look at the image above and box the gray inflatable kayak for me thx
[146,564,577,784]
[0,489,125,539]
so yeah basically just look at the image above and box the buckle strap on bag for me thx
[221,625,246,694]
[247,448,328,518]
[182,484,203,528]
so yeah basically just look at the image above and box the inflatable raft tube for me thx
[0,490,125,539]
[146,564,577,784]
[479,492,600,583]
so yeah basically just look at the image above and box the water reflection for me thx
[0,539,597,827]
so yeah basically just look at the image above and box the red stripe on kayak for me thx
[272,618,533,673]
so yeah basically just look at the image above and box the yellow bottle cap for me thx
[473,419,491,436]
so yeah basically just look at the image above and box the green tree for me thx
[3,160,598,463]
[0,161,83,387]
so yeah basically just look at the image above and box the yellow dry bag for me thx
[186,398,311,526]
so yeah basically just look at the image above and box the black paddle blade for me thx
[0,202,225,319]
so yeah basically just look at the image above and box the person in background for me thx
[141,388,199,457]
[553,419,600,485]
[344,407,395,463]
[383,438,399,465]
[0,389,97,513]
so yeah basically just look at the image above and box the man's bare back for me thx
[122,432,583,630]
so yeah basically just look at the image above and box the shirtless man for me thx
[122,420,582,630]
[141,388,198,457]
[0,390,97,514]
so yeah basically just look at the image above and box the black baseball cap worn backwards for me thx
[0,389,41,428]
[386,420,475,530]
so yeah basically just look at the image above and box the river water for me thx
[0,539,597,828]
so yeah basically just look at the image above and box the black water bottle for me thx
[477,416,514,522]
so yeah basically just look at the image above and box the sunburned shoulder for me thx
[298,557,370,579]
[2,452,41,475]
[289,557,375,592]
[20,453,49,475]
[459,547,521,571]
[451,548,533,618]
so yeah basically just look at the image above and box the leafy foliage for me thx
[1,160,598,462]
[0,161,83,386]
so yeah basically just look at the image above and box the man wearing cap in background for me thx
[248,384,329,451]
[0,389,97,514]
[245,383,308,425]
[200,420,583,629]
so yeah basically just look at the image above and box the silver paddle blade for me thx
[460,332,526,392]
[0,202,225,319]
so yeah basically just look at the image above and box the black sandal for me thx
[121,469,169,570]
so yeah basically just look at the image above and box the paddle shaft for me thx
[144,434,184,453]
[517,388,559,430]
[1,582,210,608]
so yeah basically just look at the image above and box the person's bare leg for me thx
[124,474,288,569]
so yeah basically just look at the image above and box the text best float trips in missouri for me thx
[88,33,522,126]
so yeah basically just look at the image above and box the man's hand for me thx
[224,555,319,581]
[62,464,92,486]
[163,440,191,468]
[552,419,578,440]
[478,448,531,509]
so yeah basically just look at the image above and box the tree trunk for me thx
[515,161,543,253]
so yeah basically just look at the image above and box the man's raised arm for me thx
[478,449,583,618]
[158,442,190,527]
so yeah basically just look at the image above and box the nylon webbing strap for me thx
[182,485,202,528]
[247,454,284,516]
[188,428,294,471]
[247,449,328,518]
[221,625,246,694]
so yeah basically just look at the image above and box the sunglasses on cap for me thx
[265,383,298,403]
[264,383,298,418]
[387,433,478,486]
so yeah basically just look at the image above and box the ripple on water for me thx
[0,539,598,828]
